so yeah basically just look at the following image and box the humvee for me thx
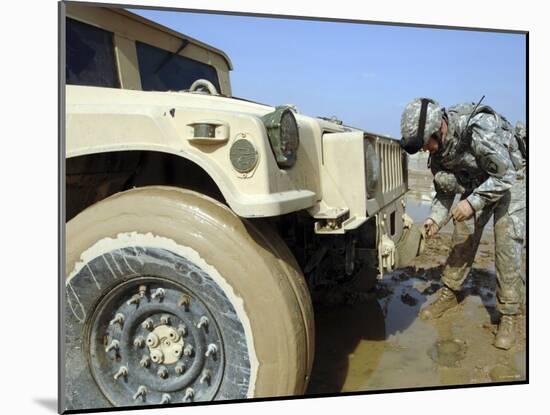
[62,2,423,410]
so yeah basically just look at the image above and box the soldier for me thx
[399,98,526,350]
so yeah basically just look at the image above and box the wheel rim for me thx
[88,277,225,405]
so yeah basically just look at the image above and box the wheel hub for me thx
[88,278,225,405]
[146,325,184,365]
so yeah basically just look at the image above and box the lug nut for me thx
[183,344,194,357]
[175,363,185,375]
[177,324,187,337]
[105,339,120,353]
[133,336,145,348]
[133,385,147,401]
[160,394,171,404]
[151,288,165,300]
[197,316,209,329]
[126,294,140,306]
[113,366,128,380]
[109,313,125,327]
[138,285,147,298]
[141,318,154,331]
[183,388,194,402]
[150,349,164,364]
[160,315,171,325]
[139,355,151,368]
[205,343,218,358]
[157,366,168,379]
[179,294,191,309]
[200,370,211,385]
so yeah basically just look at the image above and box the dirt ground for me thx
[305,192,527,395]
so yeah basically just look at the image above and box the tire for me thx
[64,186,314,410]
[345,263,378,293]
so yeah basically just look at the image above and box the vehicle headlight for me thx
[364,138,380,196]
[261,106,300,168]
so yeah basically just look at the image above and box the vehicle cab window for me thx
[136,41,221,92]
[66,18,120,88]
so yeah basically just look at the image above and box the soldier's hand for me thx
[452,200,474,222]
[423,218,439,238]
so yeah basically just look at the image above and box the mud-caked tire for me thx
[64,186,314,410]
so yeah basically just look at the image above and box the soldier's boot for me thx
[494,315,517,350]
[419,286,459,320]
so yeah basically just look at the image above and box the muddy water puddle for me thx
[306,202,525,394]
[428,339,468,368]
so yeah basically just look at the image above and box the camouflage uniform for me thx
[428,104,526,315]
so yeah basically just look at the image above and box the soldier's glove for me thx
[423,218,439,238]
[452,200,474,222]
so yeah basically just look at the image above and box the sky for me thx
[131,8,526,138]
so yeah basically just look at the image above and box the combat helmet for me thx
[400,98,443,154]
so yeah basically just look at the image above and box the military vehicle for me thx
[63,2,423,410]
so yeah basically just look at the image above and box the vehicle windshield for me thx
[136,41,221,92]
[66,18,120,88]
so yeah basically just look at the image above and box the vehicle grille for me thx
[377,140,404,193]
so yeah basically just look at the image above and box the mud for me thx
[306,188,526,395]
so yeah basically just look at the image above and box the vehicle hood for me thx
[66,85,350,133]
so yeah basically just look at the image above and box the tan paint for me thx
[66,186,315,397]
[66,3,232,92]
[315,130,368,229]
[65,4,407,230]
[66,85,317,217]
[113,34,142,90]
[66,85,382,222]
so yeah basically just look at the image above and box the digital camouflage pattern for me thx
[515,121,526,140]
[433,171,465,195]
[514,121,527,165]
[425,102,526,315]
[400,98,444,145]
[429,103,524,221]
